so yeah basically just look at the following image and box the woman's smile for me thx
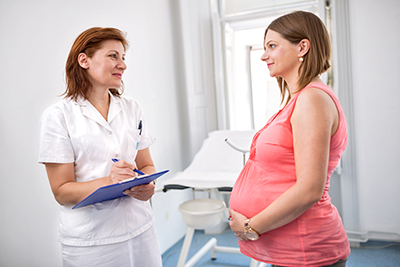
[113,72,123,79]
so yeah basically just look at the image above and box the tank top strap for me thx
[301,83,343,107]
[284,83,341,119]
[249,83,343,160]
[295,83,347,150]
[299,83,345,123]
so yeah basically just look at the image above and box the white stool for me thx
[177,198,244,267]
[177,198,267,267]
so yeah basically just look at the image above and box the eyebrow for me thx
[109,50,126,56]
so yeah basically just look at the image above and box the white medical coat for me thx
[38,92,155,246]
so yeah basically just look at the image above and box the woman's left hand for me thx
[229,209,249,241]
[123,182,155,201]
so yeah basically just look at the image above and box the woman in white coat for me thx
[38,27,162,267]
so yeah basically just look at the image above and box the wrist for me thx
[244,218,260,241]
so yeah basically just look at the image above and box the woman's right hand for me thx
[108,159,137,184]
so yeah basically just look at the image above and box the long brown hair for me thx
[63,27,129,101]
[265,11,331,105]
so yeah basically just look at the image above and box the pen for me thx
[138,120,142,135]
[111,158,145,176]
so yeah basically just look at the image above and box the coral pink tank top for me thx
[229,83,350,267]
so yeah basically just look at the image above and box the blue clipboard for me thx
[72,170,169,209]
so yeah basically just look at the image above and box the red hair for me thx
[63,27,129,101]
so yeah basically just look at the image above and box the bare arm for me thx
[230,87,339,239]
[135,148,156,175]
[123,147,157,201]
[45,157,144,206]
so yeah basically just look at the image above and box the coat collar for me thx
[74,91,122,130]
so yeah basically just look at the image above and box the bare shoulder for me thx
[297,87,334,106]
[295,87,337,115]
[292,86,339,134]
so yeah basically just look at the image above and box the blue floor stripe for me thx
[162,229,400,267]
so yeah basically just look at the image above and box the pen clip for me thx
[138,120,142,135]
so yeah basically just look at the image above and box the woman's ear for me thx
[298,39,310,57]
[78,53,90,69]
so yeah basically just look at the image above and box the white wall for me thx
[1,0,399,266]
[349,0,400,236]
[0,0,198,266]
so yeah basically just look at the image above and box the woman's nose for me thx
[119,60,127,70]
[260,51,268,61]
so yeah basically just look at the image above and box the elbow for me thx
[51,181,79,206]
[53,192,67,206]
[296,183,324,208]
[296,180,325,208]
[308,196,322,207]
[304,190,324,207]
[52,190,75,206]
[53,196,77,207]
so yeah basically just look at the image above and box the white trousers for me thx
[61,225,162,267]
